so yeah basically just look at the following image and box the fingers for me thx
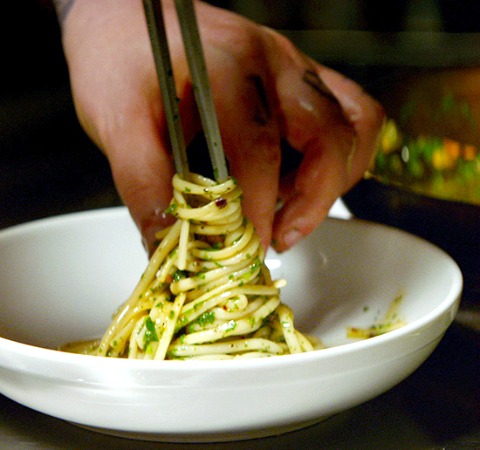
[318,65,385,186]
[212,72,282,250]
[62,0,384,256]
[104,112,175,254]
[272,71,354,251]
[270,55,384,251]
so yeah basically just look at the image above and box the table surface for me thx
[1,322,478,450]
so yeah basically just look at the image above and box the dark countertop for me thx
[1,323,478,449]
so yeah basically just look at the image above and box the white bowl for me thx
[0,208,462,442]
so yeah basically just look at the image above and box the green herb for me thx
[164,202,178,215]
[144,317,159,345]
[173,269,188,282]
[195,311,215,328]
[250,257,261,273]
[145,343,155,355]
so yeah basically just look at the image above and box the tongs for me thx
[143,0,229,182]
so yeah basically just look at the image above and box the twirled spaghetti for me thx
[69,173,318,360]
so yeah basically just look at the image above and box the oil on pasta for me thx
[63,173,320,360]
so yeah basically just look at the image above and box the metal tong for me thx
[143,0,229,182]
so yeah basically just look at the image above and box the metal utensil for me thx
[143,0,229,182]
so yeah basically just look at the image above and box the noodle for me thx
[77,173,319,360]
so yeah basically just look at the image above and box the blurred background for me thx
[2,0,480,228]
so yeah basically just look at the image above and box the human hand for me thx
[59,0,384,253]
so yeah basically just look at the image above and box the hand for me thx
[59,0,384,253]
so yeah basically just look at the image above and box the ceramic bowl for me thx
[0,208,462,442]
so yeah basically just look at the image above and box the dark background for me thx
[2,0,480,228]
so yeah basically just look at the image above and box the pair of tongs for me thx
[143,0,228,182]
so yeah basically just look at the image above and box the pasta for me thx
[75,173,319,360]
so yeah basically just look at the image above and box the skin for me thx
[57,0,384,254]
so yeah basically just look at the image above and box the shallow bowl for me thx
[0,208,462,442]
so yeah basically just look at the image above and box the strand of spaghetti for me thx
[178,296,280,345]
[173,194,242,219]
[176,284,248,331]
[191,221,255,261]
[180,283,279,328]
[181,271,262,316]
[129,300,174,360]
[252,324,272,339]
[171,184,242,220]
[189,215,244,236]
[175,194,241,221]
[168,337,287,358]
[177,220,190,271]
[102,317,137,357]
[191,231,261,269]
[172,173,237,197]
[220,293,249,313]
[277,304,302,354]
[295,330,317,352]
[128,316,150,359]
[210,297,263,321]
[267,315,286,343]
[153,293,187,360]
[180,284,276,330]
[97,220,182,355]
[99,297,155,356]
[149,249,179,292]
[133,219,182,296]
[186,297,263,333]
[148,301,169,329]
[191,208,243,230]
[170,255,258,294]
[181,352,276,360]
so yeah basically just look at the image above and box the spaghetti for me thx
[80,173,318,360]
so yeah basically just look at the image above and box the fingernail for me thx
[283,228,303,249]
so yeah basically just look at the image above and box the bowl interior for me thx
[0,208,462,351]
[343,178,479,306]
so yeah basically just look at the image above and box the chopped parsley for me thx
[173,269,188,281]
[144,317,159,345]
[164,202,178,215]
[195,311,215,328]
